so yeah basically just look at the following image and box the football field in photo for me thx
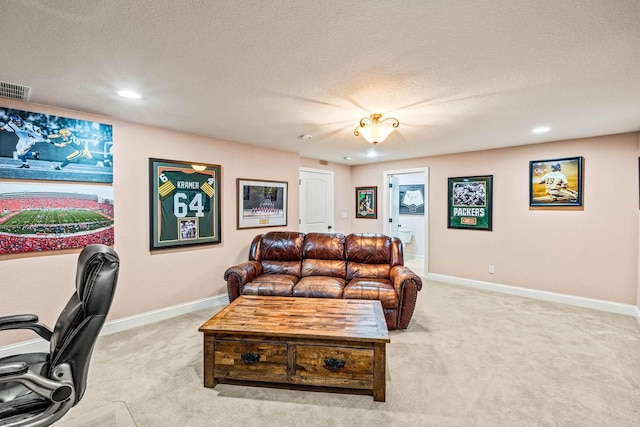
[0,209,112,234]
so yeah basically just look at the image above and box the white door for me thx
[299,168,334,233]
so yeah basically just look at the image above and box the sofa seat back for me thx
[294,233,347,298]
[345,234,400,281]
[250,231,304,277]
[300,233,346,278]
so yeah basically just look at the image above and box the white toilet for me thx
[398,228,413,244]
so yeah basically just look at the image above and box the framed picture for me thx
[356,186,377,219]
[0,181,114,255]
[0,106,113,183]
[529,156,583,207]
[237,178,288,229]
[149,158,221,250]
[399,184,425,215]
[448,175,493,231]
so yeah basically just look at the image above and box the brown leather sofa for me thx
[224,231,423,330]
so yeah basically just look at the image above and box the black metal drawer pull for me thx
[241,352,261,365]
[324,358,346,371]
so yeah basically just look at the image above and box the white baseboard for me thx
[101,294,228,336]
[0,294,228,359]
[426,273,638,317]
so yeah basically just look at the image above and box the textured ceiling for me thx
[1,0,639,165]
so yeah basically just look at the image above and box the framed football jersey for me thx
[149,158,221,250]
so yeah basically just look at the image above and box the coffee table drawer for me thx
[214,339,288,382]
[292,344,374,388]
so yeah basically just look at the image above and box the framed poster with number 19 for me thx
[149,158,221,250]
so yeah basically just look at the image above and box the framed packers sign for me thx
[447,175,493,231]
[149,158,221,250]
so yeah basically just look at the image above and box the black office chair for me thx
[0,244,119,427]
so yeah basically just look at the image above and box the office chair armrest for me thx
[0,362,29,378]
[0,362,74,403]
[0,314,39,326]
[0,314,53,341]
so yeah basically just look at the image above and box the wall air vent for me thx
[0,81,31,101]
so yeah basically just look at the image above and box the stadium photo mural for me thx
[0,182,114,254]
[149,158,221,250]
[0,106,113,183]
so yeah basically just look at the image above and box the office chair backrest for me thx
[48,244,119,403]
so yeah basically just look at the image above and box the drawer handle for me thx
[241,352,261,365]
[324,358,346,372]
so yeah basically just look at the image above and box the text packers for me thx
[453,207,485,217]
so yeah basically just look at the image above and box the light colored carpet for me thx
[57,401,136,427]
[62,279,640,426]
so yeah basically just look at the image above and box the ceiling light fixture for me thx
[354,114,399,144]
[117,90,142,99]
[532,126,550,134]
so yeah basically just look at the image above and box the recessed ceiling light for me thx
[532,126,550,134]
[299,134,313,140]
[117,90,142,99]
[366,150,378,158]
[343,156,351,160]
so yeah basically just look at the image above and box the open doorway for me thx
[383,168,428,277]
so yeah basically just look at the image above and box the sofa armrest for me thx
[224,261,262,302]
[390,265,423,329]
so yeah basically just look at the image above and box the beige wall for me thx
[352,133,639,305]
[1,99,638,348]
[0,100,300,347]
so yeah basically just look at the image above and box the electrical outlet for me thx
[488,265,495,274]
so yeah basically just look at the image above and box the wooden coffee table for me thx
[199,295,390,401]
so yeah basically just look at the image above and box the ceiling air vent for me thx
[0,81,31,101]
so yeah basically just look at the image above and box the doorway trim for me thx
[382,167,429,275]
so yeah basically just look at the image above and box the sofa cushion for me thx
[259,232,304,261]
[303,233,345,259]
[294,276,346,298]
[346,233,403,268]
[262,260,302,276]
[346,262,391,281]
[256,232,304,277]
[301,233,346,278]
[242,274,297,297]
[302,258,346,278]
[343,278,398,309]
[345,234,391,264]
